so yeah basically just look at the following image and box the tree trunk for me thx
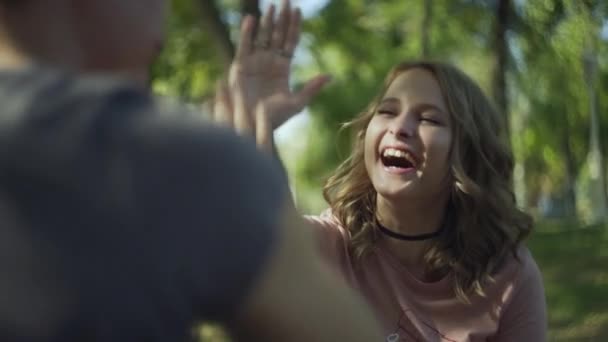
[583,47,607,222]
[421,0,433,58]
[492,0,510,137]
[562,123,578,218]
[197,0,235,67]
[512,103,528,209]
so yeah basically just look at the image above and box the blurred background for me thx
[152,0,608,340]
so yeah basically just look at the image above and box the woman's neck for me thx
[375,192,449,276]
[376,193,448,236]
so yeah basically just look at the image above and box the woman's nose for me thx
[388,113,416,138]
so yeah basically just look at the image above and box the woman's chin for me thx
[373,182,420,201]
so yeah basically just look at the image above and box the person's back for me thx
[0,33,382,342]
[0,67,285,340]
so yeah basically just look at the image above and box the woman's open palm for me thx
[229,0,330,129]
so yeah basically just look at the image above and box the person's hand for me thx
[229,0,330,129]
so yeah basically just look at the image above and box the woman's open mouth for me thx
[380,147,418,174]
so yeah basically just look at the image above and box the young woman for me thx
[215,2,547,341]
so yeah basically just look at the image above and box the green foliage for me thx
[297,0,497,195]
[151,2,608,339]
[151,0,233,102]
[152,0,608,215]
[511,0,608,212]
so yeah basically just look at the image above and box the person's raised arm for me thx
[229,1,330,129]
[214,0,330,162]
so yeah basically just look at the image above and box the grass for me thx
[528,221,608,341]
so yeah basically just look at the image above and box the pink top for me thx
[306,210,547,342]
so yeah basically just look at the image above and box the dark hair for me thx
[0,0,23,7]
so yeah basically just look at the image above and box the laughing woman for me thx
[214,2,547,341]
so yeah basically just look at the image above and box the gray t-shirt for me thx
[0,68,284,341]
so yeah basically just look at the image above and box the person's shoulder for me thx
[0,67,154,138]
[305,209,349,237]
[0,67,148,108]
[67,72,156,121]
[514,246,543,290]
[492,246,541,285]
[502,246,541,279]
[489,245,544,308]
[125,111,282,186]
[36,68,256,160]
[304,208,353,263]
[304,208,339,226]
[487,249,546,339]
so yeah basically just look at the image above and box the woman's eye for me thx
[421,117,440,125]
[377,109,396,116]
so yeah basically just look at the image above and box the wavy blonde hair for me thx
[323,61,533,303]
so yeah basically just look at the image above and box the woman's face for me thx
[364,68,453,203]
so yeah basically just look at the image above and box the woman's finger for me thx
[283,7,301,58]
[235,15,256,62]
[256,4,275,50]
[293,75,331,111]
[271,0,291,50]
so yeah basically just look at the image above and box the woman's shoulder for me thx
[496,246,542,283]
[489,245,544,309]
[304,209,352,260]
[304,208,349,237]
[486,248,547,338]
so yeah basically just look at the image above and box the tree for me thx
[580,1,607,223]
[151,0,608,221]
[152,0,262,102]
[278,0,495,211]
[421,0,433,58]
[492,0,511,136]
[197,0,235,67]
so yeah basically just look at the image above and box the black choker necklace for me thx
[376,221,446,241]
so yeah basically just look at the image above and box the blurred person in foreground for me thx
[0,0,383,341]
[216,1,547,341]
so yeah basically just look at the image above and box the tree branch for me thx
[492,0,510,136]
[241,0,261,18]
[197,0,235,68]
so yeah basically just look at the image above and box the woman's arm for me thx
[212,1,330,155]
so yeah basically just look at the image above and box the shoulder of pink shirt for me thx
[304,209,547,340]
[305,209,544,300]
[303,209,351,266]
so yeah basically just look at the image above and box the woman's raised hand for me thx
[228,0,330,129]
